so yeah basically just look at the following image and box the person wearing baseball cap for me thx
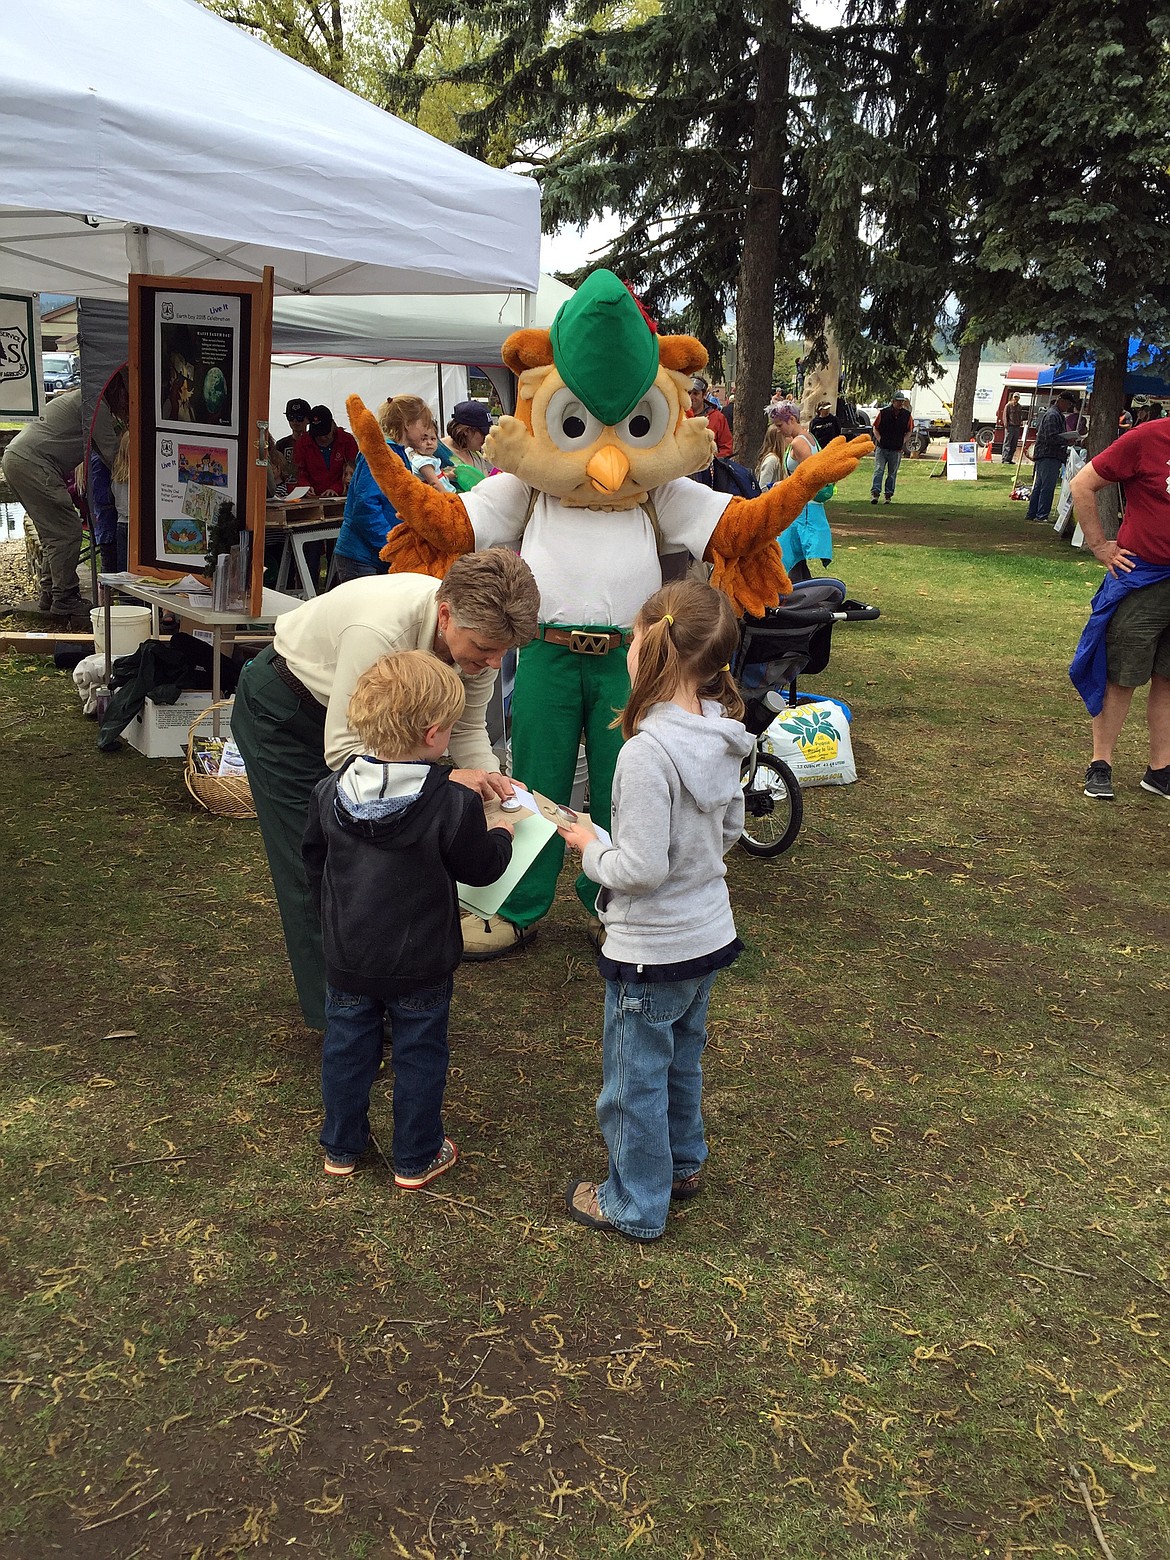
[871,393,913,504]
[686,376,732,457]
[446,400,495,477]
[295,405,359,497]
[272,398,312,482]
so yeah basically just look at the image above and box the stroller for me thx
[730,578,881,857]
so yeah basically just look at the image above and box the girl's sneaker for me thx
[394,1137,458,1190]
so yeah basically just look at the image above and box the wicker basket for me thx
[184,698,256,819]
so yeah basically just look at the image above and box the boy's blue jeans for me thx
[595,973,716,1240]
[320,979,452,1174]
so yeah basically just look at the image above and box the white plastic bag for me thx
[762,699,857,787]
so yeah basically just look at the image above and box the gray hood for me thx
[637,700,752,813]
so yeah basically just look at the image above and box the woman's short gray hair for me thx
[437,547,540,647]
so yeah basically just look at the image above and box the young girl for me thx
[407,423,457,492]
[766,400,833,583]
[558,580,752,1241]
[756,422,786,489]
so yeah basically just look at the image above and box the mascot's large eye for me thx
[546,388,603,452]
[616,387,671,449]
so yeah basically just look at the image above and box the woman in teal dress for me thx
[763,401,833,582]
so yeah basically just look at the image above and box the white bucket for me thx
[91,606,153,660]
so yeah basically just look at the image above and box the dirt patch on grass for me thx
[11,1279,699,1558]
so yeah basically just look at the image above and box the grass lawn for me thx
[1,457,1167,1559]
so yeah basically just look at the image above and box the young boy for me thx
[302,650,514,1186]
[407,423,457,492]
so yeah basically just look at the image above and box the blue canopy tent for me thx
[1037,340,1170,396]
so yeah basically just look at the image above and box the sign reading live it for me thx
[0,291,43,419]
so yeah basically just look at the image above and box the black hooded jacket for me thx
[303,758,512,997]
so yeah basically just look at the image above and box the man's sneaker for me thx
[395,1137,458,1190]
[460,913,537,962]
[1083,760,1114,800]
[870,495,879,505]
[1140,764,1170,799]
[323,1152,359,1177]
[884,494,892,503]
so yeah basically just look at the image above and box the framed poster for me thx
[0,291,45,420]
[128,270,273,613]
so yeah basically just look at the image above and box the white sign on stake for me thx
[947,441,979,481]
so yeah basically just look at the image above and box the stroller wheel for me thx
[739,752,803,858]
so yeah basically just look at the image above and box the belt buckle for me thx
[569,630,610,656]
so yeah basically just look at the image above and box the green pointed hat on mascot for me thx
[548,269,660,427]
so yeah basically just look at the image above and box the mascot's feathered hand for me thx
[345,394,472,577]
[708,434,874,617]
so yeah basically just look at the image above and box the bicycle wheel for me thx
[740,751,803,858]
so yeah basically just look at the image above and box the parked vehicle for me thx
[42,351,79,397]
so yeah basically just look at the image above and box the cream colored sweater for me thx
[273,573,501,771]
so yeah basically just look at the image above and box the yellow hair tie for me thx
[662,614,674,626]
[720,663,730,672]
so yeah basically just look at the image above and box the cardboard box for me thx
[123,691,234,760]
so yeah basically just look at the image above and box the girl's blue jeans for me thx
[320,979,452,1174]
[595,973,715,1240]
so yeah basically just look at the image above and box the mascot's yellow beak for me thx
[586,444,631,495]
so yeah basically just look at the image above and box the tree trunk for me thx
[1087,341,1126,537]
[801,325,841,423]
[948,337,983,441]
[732,2,792,465]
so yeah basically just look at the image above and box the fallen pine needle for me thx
[417,1188,499,1219]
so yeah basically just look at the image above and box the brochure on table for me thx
[457,785,611,919]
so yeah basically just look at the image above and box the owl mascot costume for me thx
[346,270,870,957]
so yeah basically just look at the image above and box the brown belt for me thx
[271,650,326,712]
[538,626,633,655]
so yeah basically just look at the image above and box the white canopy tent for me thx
[0,0,540,300]
[270,274,575,363]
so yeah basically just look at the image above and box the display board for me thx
[946,441,979,481]
[0,290,44,419]
[128,271,273,613]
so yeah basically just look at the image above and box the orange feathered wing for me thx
[345,394,473,578]
[707,435,874,617]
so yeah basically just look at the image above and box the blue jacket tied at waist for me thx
[1069,559,1170,716]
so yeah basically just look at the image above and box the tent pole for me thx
[125,226,150,275]
[437,364,445,431]
[521,290,535,329]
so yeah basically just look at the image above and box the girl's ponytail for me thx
[620,580,744,738]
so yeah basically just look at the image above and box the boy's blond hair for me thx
[347,651,465,759]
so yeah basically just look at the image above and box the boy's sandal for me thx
[671,1172,703,1202]
[394,1137,458,1190]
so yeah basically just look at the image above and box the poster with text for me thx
[155,291,241,435]
[0,291,43,419]
[155,433,238,560]
[946,442,979,481]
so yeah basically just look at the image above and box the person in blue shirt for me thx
[332,396,457,585]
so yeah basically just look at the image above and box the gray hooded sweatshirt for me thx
[582,699,752,967]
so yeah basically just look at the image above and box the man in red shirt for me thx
[295,406,359,496]
[686,377,733,458]
[1068,418,1170,800]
